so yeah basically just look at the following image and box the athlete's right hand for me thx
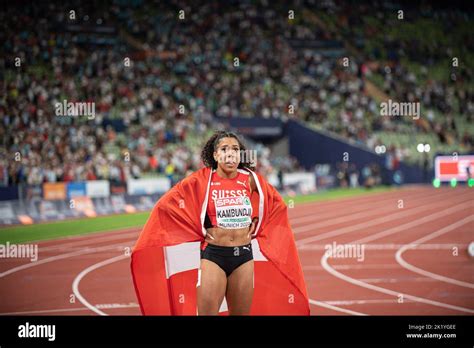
[247,218,259,238]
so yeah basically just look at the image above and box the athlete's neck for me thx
[215,167,238,179]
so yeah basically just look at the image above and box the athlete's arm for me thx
[248,173,257,193]
[247,173,259,237]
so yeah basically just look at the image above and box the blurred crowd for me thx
[1,0,472,187]
[322,0,474,149]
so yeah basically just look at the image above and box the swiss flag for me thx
[131,167,310,315]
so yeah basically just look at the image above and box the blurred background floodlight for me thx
[450,178,457,188]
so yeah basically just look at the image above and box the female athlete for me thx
[197,131,259,315]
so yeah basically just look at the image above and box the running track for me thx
[0,186,473,316]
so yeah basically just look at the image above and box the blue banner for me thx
[67,182,86,199]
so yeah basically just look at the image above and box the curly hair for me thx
[201,131,256,171]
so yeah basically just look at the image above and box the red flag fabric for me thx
[131,166,310,315]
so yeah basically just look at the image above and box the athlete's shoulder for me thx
[240,168,259,191]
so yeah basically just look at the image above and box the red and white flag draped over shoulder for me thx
[130,166,310,315]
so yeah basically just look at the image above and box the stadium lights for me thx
[417,143,430,153]
[375,145,386,154]
[434,177,473,188]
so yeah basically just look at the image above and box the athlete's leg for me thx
[197,259,227,315]
[226,260,254,315]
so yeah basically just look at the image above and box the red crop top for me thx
[206,169,253,229]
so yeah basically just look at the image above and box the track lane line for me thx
[308,299,367,315]
[297,192,473,245]
[0,241,133,278]
[321,214,474,314]
[395,221,474,289]
[290,188,442,228]
[291,189,441,228]
[72,254,130,316]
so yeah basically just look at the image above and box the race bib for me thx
[214,195,252,229]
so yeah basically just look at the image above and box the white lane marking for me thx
[395,217,474,289]
[359,277,438,284]
[325,299,405,305]
[0,303,139,316]
[292,190,443,234]
[0,307,92,315]
[290,187,421,214]
[1,188,466,316]
[95,302,139,309]
[72,254,130,316]
[304,192,471,315]
[297,193,472,245]
[304,264,402,271]
[321,215,474,314]
[0,242,131,278]
[38,231,139,252]
[299,243,465,251]
[309,299,367,315]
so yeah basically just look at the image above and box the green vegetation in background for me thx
[283,186,394,205]
[0,212,150,244]
[0,186,395,244]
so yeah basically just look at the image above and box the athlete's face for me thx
[214,137,240,172]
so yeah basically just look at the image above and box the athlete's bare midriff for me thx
[205,226,252,246]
